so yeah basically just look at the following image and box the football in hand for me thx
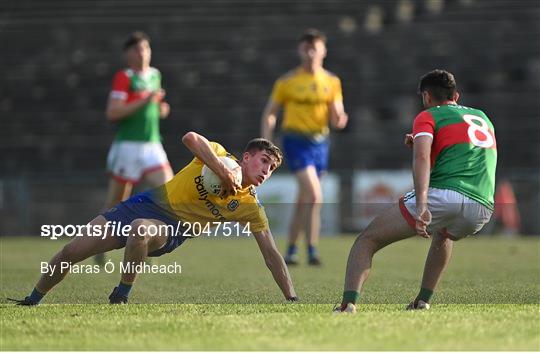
[201,156,242,195]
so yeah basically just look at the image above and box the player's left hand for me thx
[414,207,432,238]
[159,102,170,118]
[332,113,348,130]
[148,88,166,103]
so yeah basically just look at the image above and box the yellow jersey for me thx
[271,67,343,137]
[150,142,269,233]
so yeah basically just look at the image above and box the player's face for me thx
[126,40,152,68]
[298,39,327,65]
[241,150,279,187]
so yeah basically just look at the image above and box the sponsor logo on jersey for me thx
[227,199,239,212]
[194,176,227,221]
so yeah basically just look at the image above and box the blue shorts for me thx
[101,191,188,257]
[282,133,329,175]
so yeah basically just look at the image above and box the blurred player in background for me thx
[95,31,174,264]
[11,132,298,305]
[261,29,348,266]
[335,70,497,313]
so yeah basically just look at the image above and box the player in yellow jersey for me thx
[11,132,297,305]
[261,29,348,265]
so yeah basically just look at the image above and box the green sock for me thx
[417,287,434,303]
[342,290,360,305]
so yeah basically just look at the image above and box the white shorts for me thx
[106,141,170,184]
[399,188,493,240]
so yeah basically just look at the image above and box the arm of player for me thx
[252,229,297,301]
[182,131,240,197]
[159,101,170,119]
[329,99,348,130]
[158,89,170,119]
[260,100,281,141]
[412,136,433,238]
[106,89,165,122]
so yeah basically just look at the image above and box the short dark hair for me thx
[299,28,327,44]
[244,138,283,168]
[123,31,150,51]
[418,69,457,101]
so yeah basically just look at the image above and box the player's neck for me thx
[129,63,150,73]
[427,100,457,108]
[301,63,323,74]
[439,100,457,106]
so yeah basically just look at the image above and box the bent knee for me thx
[298,190,323,204]
[356,232,385,253]
[128,219,152,243]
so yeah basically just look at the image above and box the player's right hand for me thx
[149,89,166,103]
[332,112,348,130]
[404,133,414,148]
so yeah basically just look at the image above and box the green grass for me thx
[1,236,539,350]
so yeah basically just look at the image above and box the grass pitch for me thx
[1,235,539,350]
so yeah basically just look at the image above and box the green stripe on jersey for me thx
[430,105,493,132]
[430,142,497,209]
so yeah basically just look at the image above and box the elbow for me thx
[416,154,431,163]
[264,258,274,270]
[414,150,431,162]
[106,110,117,121]
[106,107,122,122]
[263,247,280,269]
[262,114,276,127]
[414,154,427,161]
[182,131,199,146]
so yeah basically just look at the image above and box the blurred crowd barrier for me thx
[1,170,537,235]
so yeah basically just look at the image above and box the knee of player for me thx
[129,219,151,242]
[300,190,323,205]
[356,232,383,252]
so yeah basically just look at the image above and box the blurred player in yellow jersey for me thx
[261,29,348,265]
[12,132,297,305]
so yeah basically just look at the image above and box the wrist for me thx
[216,162,229,180]
[416,202,428,211]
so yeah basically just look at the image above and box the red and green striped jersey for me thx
[413,104,497,209]
[110,67,162,142]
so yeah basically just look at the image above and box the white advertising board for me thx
[256,173,340,235]
[352,170,413,229]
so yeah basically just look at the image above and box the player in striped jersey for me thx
[95,31,174,265]
[335,70,496,313]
